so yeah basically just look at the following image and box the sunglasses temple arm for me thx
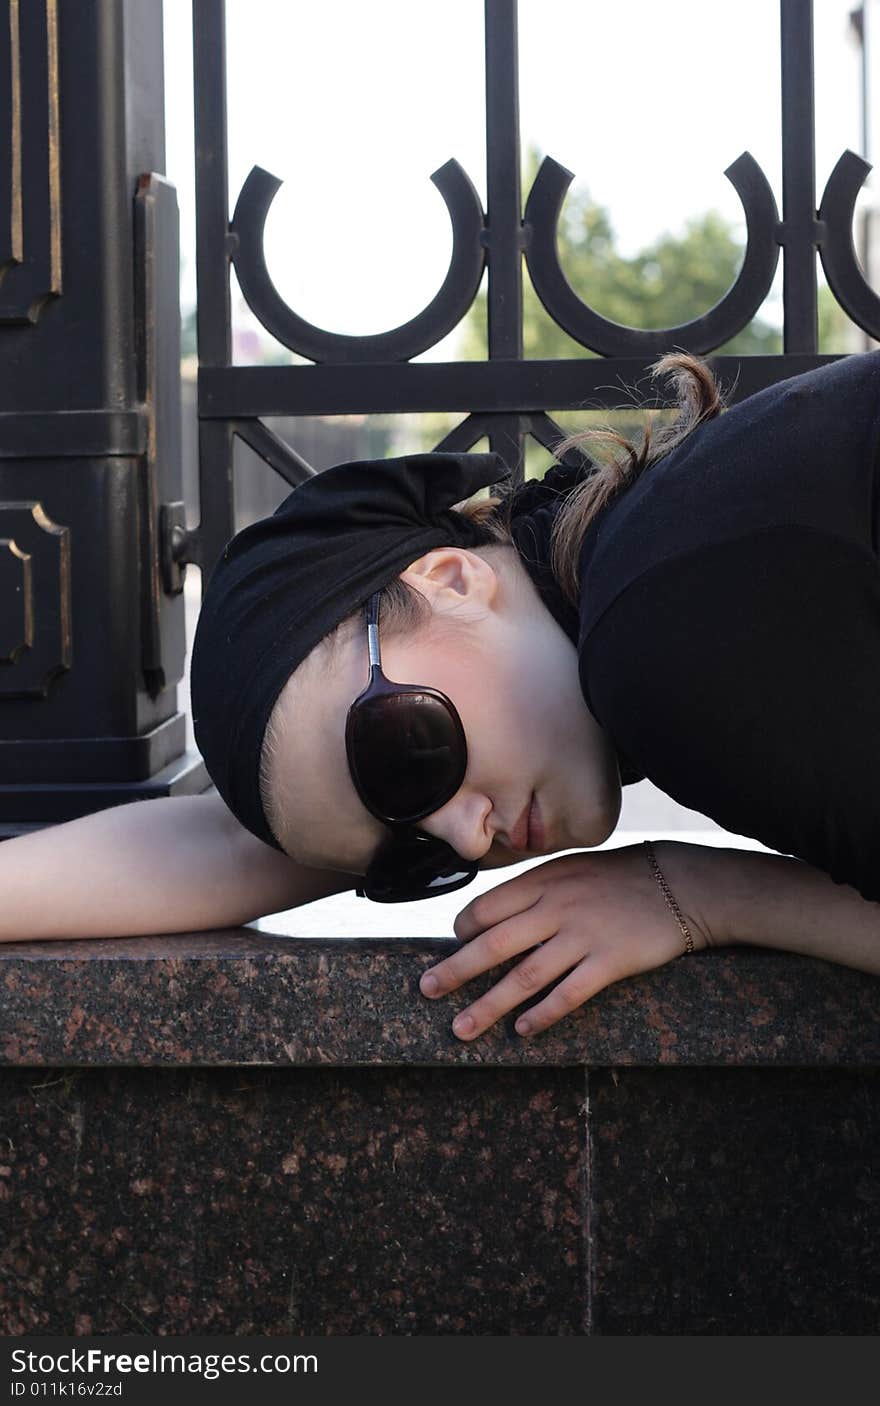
[366,592,381,669]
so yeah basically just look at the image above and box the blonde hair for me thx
[258,351,725,849]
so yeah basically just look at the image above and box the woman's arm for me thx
[0,794,356,943]
[658,839,880,975]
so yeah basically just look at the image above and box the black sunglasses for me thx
[347,591,480,903]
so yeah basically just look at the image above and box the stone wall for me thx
[2,933,878,1335]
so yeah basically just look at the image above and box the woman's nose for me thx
[424,791,494,862]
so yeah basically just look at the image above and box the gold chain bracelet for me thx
[642,839,695,956]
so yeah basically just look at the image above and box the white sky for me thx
[163,0,880,351]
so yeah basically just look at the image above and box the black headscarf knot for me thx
[506,459,595,643]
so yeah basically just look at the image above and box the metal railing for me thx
[189,0,880,586]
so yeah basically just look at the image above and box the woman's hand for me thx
[419,842,716,1040]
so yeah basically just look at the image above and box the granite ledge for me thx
[1,930,878,1067]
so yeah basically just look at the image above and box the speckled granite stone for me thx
[2,1061,877,1334]
[1,934,879,1066]
[0,1065,587,1336]
[2,938,878,1334]
[589,1067,880,1335]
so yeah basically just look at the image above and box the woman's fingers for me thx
[445,935,597,1041]
[512,958,621,1036]
[452,867,548,942]
[421,896,553,998]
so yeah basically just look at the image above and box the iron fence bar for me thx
[233,419,317,486]
[433,414,496,453]
[484,0,526,480]
[199,355,841,422]
[192,0,235,581]
[528,413,594,471]
[484,0,523,361]
[191,418,234,576]
[779,0,819,352]
[853,3,871,298]
[192,0,231,367]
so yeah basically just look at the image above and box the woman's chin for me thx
[579,802,621,849]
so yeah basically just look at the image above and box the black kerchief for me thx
[506,458,594,644]
[190,453,510,850]
[506,456,646,787]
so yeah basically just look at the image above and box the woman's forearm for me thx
[0,795,355,943]
[654,839,880,975]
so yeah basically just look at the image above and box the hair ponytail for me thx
[549,351,727,606]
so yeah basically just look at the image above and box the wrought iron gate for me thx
[189,0,880,587]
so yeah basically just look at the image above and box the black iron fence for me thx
[188,0,880,588]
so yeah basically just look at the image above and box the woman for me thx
[4,352,880,1040]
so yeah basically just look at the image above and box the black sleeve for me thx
[581,526,880,903]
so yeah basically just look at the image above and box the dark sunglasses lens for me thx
[347,693,465,822]
[358,831,478,904]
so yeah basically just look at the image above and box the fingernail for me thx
[515,1017,531,1035]
[420,972,439,996]
[453,1013,475,1037]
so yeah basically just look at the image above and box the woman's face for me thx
[267,546,622,875]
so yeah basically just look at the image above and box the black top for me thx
[572,352,880,903]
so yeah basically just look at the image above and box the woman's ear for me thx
[399,548,499,616]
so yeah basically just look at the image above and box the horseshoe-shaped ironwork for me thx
[523,153,780,356]
[230,160,485,364]
[818,150,880,341]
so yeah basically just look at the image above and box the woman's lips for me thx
[527,792,545,852]
[508,794,533,852]
[506,792,546,853]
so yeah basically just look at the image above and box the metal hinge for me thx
[159,501,191,596]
